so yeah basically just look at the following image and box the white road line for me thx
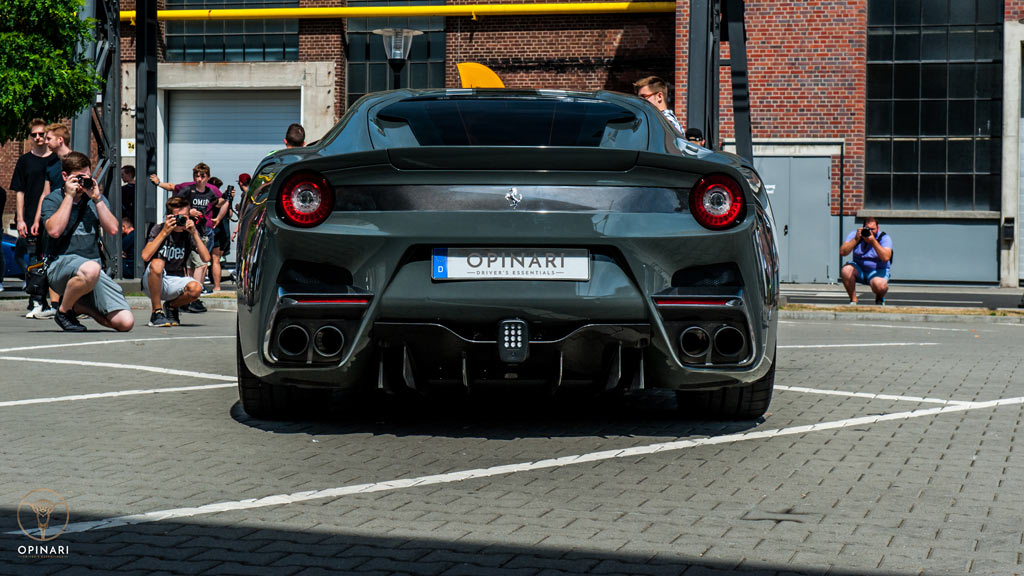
[0,335,233,354]
[19,394,1017,537]
[778,342,938,349]
[0,383,235,408]
[775,385,971,406]
[0,356,235,383]
[779,320,975,333]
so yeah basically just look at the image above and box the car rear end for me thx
[235,91,779,416]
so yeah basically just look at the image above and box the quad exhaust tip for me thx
[277,324,310,357]
[679,326,711,358]
[313,325,345,357]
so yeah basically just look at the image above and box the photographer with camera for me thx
[839,217,893,305]
[41,151,133,332]
[149,162,227,312]
[140,196,209,327]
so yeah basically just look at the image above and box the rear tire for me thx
[237,326,296,419]
[675,354,775,420]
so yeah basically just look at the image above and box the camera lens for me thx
[80,177,95,190]
[175,215,187,226]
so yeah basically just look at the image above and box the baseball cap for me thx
[238,173,251,186]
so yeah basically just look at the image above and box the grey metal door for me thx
[753,156,832,283]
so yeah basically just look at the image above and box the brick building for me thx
[2,0,1019,285]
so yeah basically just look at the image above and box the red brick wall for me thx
[300,0,345,122]
[1007,1,1024,20]
[445,7,675,92]
[711,1,868,215]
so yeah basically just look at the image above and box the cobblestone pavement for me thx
[0,310,1022,575]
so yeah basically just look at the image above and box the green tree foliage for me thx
[0,0,100,142]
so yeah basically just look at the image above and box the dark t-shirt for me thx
[46,161,62,197]
[122,229,135,278]
[146,223,197,277]
[121,182,135,218]
[172,183,222,233]
[10,152,60,227]
[40,189,110,261]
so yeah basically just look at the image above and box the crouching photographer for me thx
[141,196,210,327]
[41,151,133,332]
[839,217,893,305]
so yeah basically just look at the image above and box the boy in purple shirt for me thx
[839,217,893,305]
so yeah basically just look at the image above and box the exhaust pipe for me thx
[713,325,745,357]
[313,325,345,358]
[679,326,711,358]
[277,324,310,357]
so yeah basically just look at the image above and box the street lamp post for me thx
[372,28,423,89]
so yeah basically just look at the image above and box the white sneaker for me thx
[0,284,5,293]
[25,303,43,318]
[35,307,56,319]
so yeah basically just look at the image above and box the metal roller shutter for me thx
[167,89,301,186]
[167,89,301,265]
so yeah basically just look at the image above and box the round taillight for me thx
[278,172,334,228]
[689,173,745,230]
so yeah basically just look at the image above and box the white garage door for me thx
[167,89,300,264]
[167,88,300,195]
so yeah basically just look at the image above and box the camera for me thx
[175,215,188,226]
[75,176,95,191]
[861,227,872,238]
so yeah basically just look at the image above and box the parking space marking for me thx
[0,383,235,408]
[779,342,938,349]
[0,356,234,384]
[775,385,971,406]
[22,393,1022,537]
[0,335,233,354]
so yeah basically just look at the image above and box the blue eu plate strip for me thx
[432,248,448,279]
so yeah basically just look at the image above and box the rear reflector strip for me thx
[653,298,733,306]
[291,297,371,305]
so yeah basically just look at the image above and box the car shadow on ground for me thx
[0,512,906,576]
[229,388,766,441]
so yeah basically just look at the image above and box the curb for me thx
[0,296,237,313]
[778,310,1024,324]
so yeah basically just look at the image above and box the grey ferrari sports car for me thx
[235,89,779,420]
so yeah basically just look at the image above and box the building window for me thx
[866,0,1003,211]
[345,0,446,107]
[165,0,299,62]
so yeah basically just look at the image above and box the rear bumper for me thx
[237,208,779,391]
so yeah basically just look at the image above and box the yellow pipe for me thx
[119,2,675,22]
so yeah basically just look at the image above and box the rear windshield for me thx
[370,96,647,150]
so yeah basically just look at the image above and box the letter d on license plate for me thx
[432,248,590,280]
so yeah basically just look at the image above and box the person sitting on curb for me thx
[839,217,893,305]
[140,196,210,327]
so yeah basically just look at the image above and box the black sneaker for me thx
[148,309,172,327]
[54,309,87,332]
[187,300,207,313]
[164,302,180,326]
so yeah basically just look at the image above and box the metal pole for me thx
[72,0,97,156]
[135,0,159,279]
[687,0,710,144]
[723,0,751,162]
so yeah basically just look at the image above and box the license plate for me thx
[432,248,590,280]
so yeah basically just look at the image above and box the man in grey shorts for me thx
[140,196,209,327]
[41,151,133,332]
